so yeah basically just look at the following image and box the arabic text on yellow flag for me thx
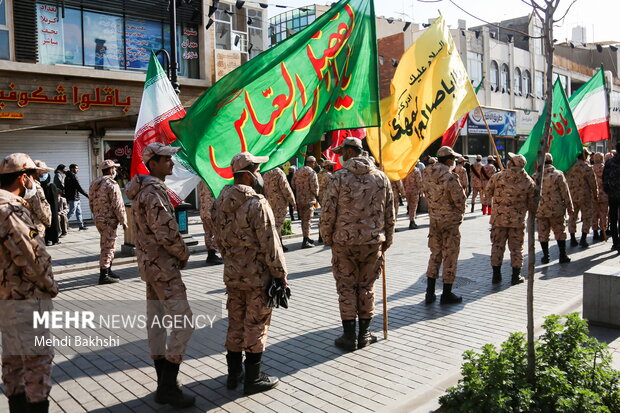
[367,16,480,180]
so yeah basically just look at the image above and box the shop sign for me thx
[215,50,241,81]
[516,109,540,135]
[467,106,517,136]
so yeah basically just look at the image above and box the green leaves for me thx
[439,313,620,412]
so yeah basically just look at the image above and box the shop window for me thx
[0,0,9,60]
[125,18,163,71]
[103,141,132,189]
[37,5,83,65]
[83,11,124,70]
[500,63,510,93]
[514,67,522,95]
[177,24,199,78]
[489,61,499,91]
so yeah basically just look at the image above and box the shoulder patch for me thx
[29,228,39,239]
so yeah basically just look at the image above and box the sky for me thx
[267,0,619,43]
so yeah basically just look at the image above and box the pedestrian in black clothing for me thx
[41,174,61,245]
[65,163,89,230]
[54,164,66,195]
[603,142,620,251]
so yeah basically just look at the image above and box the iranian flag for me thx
[568,67,610,143]
[131,52,202,206]
[324,128,366,171]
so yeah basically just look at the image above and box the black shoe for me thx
[558,240,571,263]
[301,237,314,249]
[282,244,289,252]
[318,235,323,244]
[579,233,589,248]
[511,267,524,285]
[244,360,279,395]
[307,238,315,245]
[540,241,550,264]
[107,266,120,279]
[409,220,418,230]
[155,360,195,407]
[425,277,436,304]
[154,358,165,387]
[206,249,224,265]
[440,283,462,305]
[492,266,502,284]
[592,230,601,241]
[79,226,88,231]
[570,233,578,247]
[357,318,378,349]
[470,204,475,213]
[334,320,357,351]
[226,352,244,390]
[25,400,49,413]
[98,268,119,285]
[8,393,27,413]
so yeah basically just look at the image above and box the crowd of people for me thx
[2,139,620,411]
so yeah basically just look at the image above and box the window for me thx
[83,11,124,69]
[0,0,9,60]
[553,72,568,94]
[490,61,499,91]
[125,18,163,71]
[535,70,544,98]
[523,70,532,96]
[269,6,316,47]
[500,63,510,92]
[533,25,543,55]
[467,52,483,85]
[514,67,522,95]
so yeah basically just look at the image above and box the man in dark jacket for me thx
[603,142,620,251]
[64,163,88,230]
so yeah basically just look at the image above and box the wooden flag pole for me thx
[479,107,505,171]
[378,127,389,340]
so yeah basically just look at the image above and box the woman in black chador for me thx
[40,174,60,245]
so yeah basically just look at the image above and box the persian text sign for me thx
[467,107,516,136]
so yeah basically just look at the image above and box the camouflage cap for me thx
[545,153,553,163]
[332,137,363,154]
[0,153,45,174]
[487,155,495,161]
[428,157,437,164]
[508,152,527,168]
[306,155,317,163]
[142,142,182,165]
[101,159,121,170]
[231,151,269,173]
[476,154,482,161]
[323,159,337,166]
[34,160,54,172]
[592,152,604,163]
[437,146,461,158]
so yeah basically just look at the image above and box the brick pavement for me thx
[2,204,620,413]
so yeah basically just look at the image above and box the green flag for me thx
[170,0,379,196]
[518,79,583,175]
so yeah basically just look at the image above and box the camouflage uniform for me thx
[198,181,219,251]
[317,169,332,206]
[480,163,497,207]
[0,189,58,404]
[566,159,598,234]
[486,167,536,267]
[535,164,573,242]
[213,185,287,353]
[263,168,296,234]
[390,180,405,216]
[470,161,484,205]
[403,168,423,220]
[126,175,193,364]
[592,155,608,233]
[423,163,467,283]
[455,164,469,195]
[319,156,395,320]
[292,166,319,238]
[25,181,51,235]
[89,175,127,269]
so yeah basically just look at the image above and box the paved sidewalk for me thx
[2,205,620,413]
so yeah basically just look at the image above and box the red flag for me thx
[324,128,366,170]
[441,114,468,148]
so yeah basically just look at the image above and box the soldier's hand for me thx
[282,277,289,289]
[122,223,128,230]
[180,258,189,269]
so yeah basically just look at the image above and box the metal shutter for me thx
[13,0,38,63]
[0,130,93,220]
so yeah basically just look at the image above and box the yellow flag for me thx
[367,16,480,180]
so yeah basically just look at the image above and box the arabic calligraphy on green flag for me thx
[169,0,379,197]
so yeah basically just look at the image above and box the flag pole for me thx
[479,107,505,171]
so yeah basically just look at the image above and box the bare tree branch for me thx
[553,0,577,23]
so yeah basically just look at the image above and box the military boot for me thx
[154,358,165,387]
[334,320,357,351]
[592,230,601,242]
[107,265,120,279]
[98,268,119,285]
[226,351,244,389]
[280,236,288,252]
[318,234,323,244]
[409,220,418,230]
[470,203,475,213]
[301,237,314,249]
[244,353,279,395]
[440,283,462,305]
[25,400,49,413]
[540,242,550,264]
[425,277,437,304]
[357,318,378,349]
[155,360,195,407]
[558,240,571,263]
[570,233,578,247]
[511,267,524,285]
[8,393,27,413]
[492,266,502,284]
[206,249,224,265]
[579,232,589,248]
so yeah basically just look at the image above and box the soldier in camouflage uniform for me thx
[390,180,405,217]
[198,181,223,265]
[319,137,395,351]
[89,160,128,285]
[213,152,287,395]
[486,153,536,285]
[470,155,484,213]
[292,156,319,248]
[455,157,469,196]
[25,161,52,236]
[481,155,497,215]
[0,153,59,413]
[423,146,467,305]
[566,149,598,247]
[591,152,608,242]
[403,164,423,229]
[318,160,336,206]
[535,153,574,264]
[126,143,195,408]
[263,166,296,251]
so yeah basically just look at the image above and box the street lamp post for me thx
[169,0,180,95]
